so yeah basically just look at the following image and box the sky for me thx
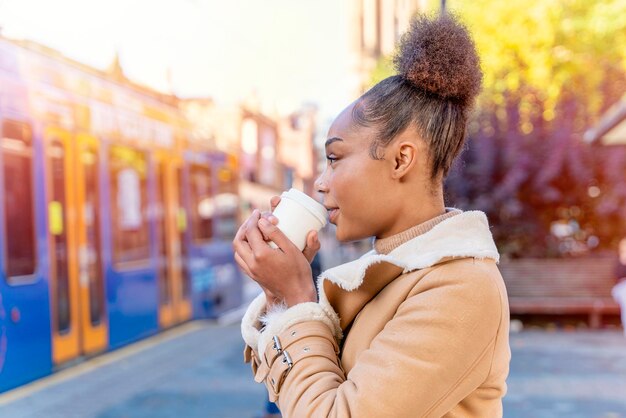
[0,0,354,119]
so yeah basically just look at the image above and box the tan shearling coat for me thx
[241,210,510,418]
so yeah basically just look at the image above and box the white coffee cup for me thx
[268,188,327,251]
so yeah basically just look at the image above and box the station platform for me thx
[0,321,625,418]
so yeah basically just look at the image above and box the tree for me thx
[371,0,626,257]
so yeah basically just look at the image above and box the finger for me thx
[234,252,255,279]
[234,215,248,244]
[233,237,255,271]
[260,211,279,225]
[258,217,295,252]
[245,213,270,254]
[234,209,260,244]
[270,195,281,212]
[233,223,252,253]
[233,212,259,266]
[303,230,321,263]
[259,211,278,241]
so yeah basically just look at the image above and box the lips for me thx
[326,207,339,224]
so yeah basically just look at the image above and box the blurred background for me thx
[0,0,625,417]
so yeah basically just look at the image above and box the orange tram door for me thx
[154,151,192,328]
[45,129,107,365]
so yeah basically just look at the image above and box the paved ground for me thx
[0,322,266,418]
[0,322,625,418]
[506,331,626,418]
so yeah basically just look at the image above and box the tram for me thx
[0,37,242,393]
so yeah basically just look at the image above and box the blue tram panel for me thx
[0,48,55,392]
[0,113,52,392]
[0,36,243,394]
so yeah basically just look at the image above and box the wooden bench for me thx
[499,257,621,328]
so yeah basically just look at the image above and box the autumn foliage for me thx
[372,0,626,257]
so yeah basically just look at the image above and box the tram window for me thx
[109,146,150,266]
[82,147,104,325]
[156,162,170,304]
[2,120,37,281]
[176,166,191,298]
[48,139,71,332]
[215,165,239,240]
[190,164,213,242]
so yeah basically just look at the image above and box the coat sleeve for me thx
[243,269,506,418]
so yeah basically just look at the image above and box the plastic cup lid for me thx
[281,188,327,226]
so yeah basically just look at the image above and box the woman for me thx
[234,13,510,418]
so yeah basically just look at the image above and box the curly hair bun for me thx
[394,13,482,106]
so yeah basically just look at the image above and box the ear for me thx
[390,141,418,179]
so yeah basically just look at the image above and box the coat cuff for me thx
[258,301,340,360]
[241,292,267,350]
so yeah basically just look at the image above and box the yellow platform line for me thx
[0,320,210,406]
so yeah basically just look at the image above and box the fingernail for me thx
[259,218,270,227]
[269,215,278,224]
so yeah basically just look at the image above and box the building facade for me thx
[239,105,318,210]
[348,0,427,95]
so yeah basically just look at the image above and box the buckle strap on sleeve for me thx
[262,323,339,369]
[265,339,341,399]
[279,321,338,352]
[263,334,287,370]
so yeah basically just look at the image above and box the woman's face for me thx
[315,103,395,242]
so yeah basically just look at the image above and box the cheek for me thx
[334,168,381,227]
[329,167,359,205]
[333,160,384,203]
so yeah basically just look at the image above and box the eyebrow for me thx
[325,137,344,148]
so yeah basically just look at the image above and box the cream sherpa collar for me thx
[322,210,499,289]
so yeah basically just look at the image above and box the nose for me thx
[314,167,329,194]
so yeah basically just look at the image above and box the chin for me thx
[335,225,371,243]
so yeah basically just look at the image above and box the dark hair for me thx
[353,13,482,180]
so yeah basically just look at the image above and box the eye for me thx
[326,156,338,166]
